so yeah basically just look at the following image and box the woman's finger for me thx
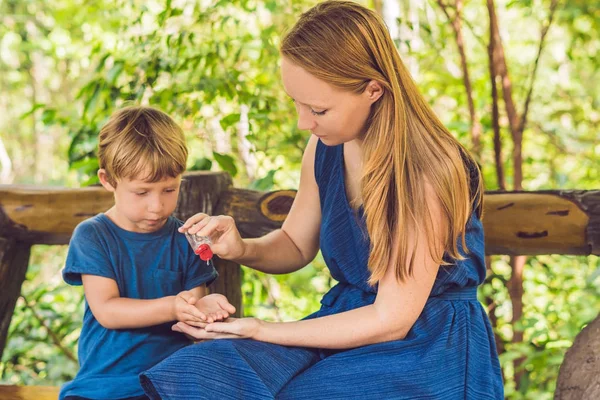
[205,321,239,335]
[172,322,203,338]
[196,216,223,238]
[184,320,209,328]
[187,216,213,235]
[178,213,209,232]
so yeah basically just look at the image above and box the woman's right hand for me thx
[179,213,246,261]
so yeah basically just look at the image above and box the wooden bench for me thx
[1,172,598,398]
[0,385,59,400]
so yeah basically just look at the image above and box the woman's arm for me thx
[183,135,323,275]
[175,183,446,348]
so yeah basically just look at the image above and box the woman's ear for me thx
[365,80,384,104]
[98,169,116,192]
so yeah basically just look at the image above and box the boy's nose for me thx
[147,197,164,213]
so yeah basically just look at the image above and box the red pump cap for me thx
[195,244,213,261]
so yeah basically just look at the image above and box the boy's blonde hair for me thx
[98,106,188,187]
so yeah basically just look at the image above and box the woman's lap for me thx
[140,339,319,400]
[141,301,502,400]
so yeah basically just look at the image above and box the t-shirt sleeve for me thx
[183,249,218,290]
[63,221,116,286]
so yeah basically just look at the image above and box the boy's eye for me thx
[310,109,327,116]
[165,189,176,193]
[136,192,147,196]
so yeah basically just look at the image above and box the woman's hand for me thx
[179,213,246,261]
[172,317,262,340]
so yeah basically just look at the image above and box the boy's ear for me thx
[98,169,116,192]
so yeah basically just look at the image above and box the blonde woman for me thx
[140,1,503,398]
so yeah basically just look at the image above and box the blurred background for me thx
[0,0,598,398]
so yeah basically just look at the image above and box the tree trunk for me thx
[555,315,600,399]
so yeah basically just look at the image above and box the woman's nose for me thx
[296,108,317,131]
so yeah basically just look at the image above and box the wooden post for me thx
[0,237,31,358]
[212,188,297,317]
[171,172,240,314]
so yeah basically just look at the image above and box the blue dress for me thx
[140,140,504,399]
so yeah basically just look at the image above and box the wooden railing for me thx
[0,171,598,396]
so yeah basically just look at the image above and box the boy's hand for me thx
[173,290,208,325]
[192,294,236,325]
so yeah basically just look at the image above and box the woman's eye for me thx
[136,192,147,196]
[310,109,327,116]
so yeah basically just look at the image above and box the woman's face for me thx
[280,57,377,146]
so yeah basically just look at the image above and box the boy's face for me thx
[99,169,182,233]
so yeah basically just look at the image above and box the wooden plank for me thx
[0,385,59,400]
[1,183,599,255]
[0,171,231,245]
[482,191,597,255]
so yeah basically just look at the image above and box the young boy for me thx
[60,106,235,400]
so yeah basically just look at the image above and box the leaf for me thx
[20,103,45,120]
[220,113,240,129]
[212,152,238,177]
[106,61,124,86]
[249,169,277,191]
[189,157,212,171]
[41,109,57,125]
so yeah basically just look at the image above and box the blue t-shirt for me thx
[59,214,218,400]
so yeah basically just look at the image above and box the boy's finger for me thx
[181,310,203,320]
[186,307,207,321]
[217,298,237,314]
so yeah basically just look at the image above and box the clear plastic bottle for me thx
[184,232,214,264]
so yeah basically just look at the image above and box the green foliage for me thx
[1,0,599,397]
[0,246,82,385]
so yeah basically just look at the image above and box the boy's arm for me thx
[82,274,207,329]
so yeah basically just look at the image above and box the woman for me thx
[140,1,503,398]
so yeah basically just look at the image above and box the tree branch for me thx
[518,0,560,136]
[435,0,482,158]
[22,295,77,363]
[486,0,506,190]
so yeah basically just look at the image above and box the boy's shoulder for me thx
[71,213,108,240]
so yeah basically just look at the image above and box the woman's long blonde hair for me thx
[281,0,483,284]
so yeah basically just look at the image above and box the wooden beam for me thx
[217,189,600,256]
[0,183,599,255]
[483,190,600,256]
[0,385,60,400]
